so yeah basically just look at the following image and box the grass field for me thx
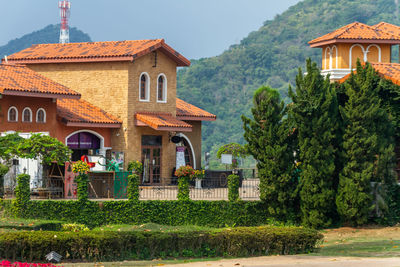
[314,226,400,257]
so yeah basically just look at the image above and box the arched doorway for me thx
[66,131,101,161]
[178,133,196,169]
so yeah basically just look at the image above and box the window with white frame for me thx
[157,74,167,103]
[139,73,150,101]
[22,108,32,122]
[36,108,46,123]
[8,107,18,122]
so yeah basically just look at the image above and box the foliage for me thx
[74,173,89,202]
[0,133,24,163]
[13,174,30,216]
[1,199,274,228]
[242,86,298,220]
[17,133,71,165]
[127,174,140,201]
[62,223,89,232]
[127,160,143,175]
[0,24,91,58]
[216,143,247,159]
[177,176,191,201]
[174,165,195,178]
[0,226,322,261]
[336,62,397,226]
[289,59,340,228]
[193,169,205,180]
[0,164,9,199]
[177,0,400,160]
[227,174,240,202]
[72,160,90,174]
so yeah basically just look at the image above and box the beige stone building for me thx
[7,39,216,184]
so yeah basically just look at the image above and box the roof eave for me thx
[177,115,217,121]
[2,89,81,99]
[64,121,122,128]
[4,56,134,64]
[309,38,400,47]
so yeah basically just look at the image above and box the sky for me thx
[0,0,300,59]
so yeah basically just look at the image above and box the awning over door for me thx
[135,112,192,132]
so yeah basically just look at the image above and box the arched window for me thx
[36,108,46,123]
[22,108,32,122]
[139,73,150,101]
[8,107,18,122]
[157,74,167,103]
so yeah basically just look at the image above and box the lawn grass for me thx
[91,222,216,233]
[311,227,400,257]
[0,217,62,232]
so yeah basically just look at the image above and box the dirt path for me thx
[162,256,400,267]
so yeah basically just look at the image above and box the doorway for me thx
[141,135,162,185]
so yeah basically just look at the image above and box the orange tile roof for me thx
[373,22,400,37]
[135,112,192,132]
[6,39,190,66]
[338,62,400,86]
[0,64,80,99]
[309,22,400,47]
[176,98,217,121]
[57,98,122,127]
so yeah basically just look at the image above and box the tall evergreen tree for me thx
[289,59,340,228]
[242,86,298,220]
[337,62,396,225]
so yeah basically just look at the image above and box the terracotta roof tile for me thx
[135,112,192,132]
[7,40,190,66]
[309,22,400,47]
[338,62,400,85]
[176,98,216,121]
[0,64,80,99]
[373,22,400,37]
[57,98,121,127]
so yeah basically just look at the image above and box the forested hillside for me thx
[177,0,400,156]
[0,24,91,58]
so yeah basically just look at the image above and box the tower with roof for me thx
[309,22,400,80]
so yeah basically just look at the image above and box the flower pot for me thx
[195,178,202,189]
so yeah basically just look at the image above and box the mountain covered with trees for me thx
[177,0,400,156]
[0,24,91,58]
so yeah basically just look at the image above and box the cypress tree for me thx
[337,61,396,225]
[242,86,298,220]
[289,59,339,228]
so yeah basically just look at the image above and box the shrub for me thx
[127,161,143,175]
[74,173,89,202]
[0,226,322,262]
[228,174,240,201]
[0,164,9,199]
[175,166,195,201]
[13,174,30,215]
[127,174,140,201]
[62,223,89,232]
[0,200,272,228]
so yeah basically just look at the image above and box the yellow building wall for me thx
[335,43,391,69]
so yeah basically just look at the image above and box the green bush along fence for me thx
[0,226,322,262]
[0,200,271,228]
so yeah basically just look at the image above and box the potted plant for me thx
[193,169,205,189]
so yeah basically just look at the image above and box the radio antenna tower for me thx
[59,0,71,44]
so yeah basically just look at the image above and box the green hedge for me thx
[0,200,271,228]
[0,226,322,262]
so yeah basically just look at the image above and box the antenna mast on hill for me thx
[59,0,71,44]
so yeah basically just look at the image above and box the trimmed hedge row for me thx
[0,200,271,228]
[0,226,323,262]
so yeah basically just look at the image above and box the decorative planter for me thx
[195,178,202,189]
